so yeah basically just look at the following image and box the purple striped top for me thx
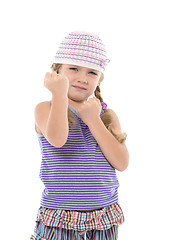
[36,102,119,210]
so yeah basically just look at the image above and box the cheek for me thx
[59,67,70,77]
[93,79,100,89]
[67,76,74,84]
[61,71,73,83]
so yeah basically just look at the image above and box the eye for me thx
[89,71,97,76]
[69,67,78,71]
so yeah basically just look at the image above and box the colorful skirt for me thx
[30,202,124,240]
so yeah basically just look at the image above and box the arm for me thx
[35,95,69,148]
[34,72,69,148]
[88,109,129,171]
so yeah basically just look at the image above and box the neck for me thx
[68,98,85,110]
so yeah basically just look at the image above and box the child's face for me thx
[59,64,102,103]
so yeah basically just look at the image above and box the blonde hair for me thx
[51,63,127,144]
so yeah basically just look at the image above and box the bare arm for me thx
[35,95,69,148]
[76,98,129,171]
[88,109,129,171]
[34,72,69,148]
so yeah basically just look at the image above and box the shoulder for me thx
[106,108,122,133]
[34,101,51,113]
[35,100,51,108]
[34,101,51,119]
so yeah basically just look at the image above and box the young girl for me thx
[31,31,129,240]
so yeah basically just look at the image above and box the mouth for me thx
[73,86,87,90]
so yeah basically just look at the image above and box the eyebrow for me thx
[89,69,98,72]
[68,65,78,68]
[68,65,99,73]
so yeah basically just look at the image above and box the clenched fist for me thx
[77,97,102,126]
[44,71,69,96]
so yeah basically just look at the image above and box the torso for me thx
[36,101,117,212]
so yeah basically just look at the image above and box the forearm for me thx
[46,94,69,148]
[88,118,129,171]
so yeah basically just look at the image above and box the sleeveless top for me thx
[36,101,120,210]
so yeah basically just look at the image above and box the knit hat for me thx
[53,31,110,73]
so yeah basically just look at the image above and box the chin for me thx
[68,94,87,102]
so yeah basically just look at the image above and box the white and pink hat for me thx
[54,31,110,73]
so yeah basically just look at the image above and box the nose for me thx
[77,72,88,84]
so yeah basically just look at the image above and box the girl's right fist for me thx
[44,72,69,96]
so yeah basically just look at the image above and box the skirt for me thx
[30,223,118,240]
[30,202,124,240]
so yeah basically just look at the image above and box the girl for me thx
[31,31,129,240]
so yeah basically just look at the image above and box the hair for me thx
[51,63,127,144]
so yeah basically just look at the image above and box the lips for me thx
[73,85,87,90]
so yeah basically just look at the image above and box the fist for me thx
[44,71,69,96]
[77,97,102,126]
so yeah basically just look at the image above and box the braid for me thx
[94,73,104,102]
[94,85,103,102]
[95,76,127,144]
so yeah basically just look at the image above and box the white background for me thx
[0,0,174,239]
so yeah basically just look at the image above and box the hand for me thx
[44,71,69,96]
[77,97,102,126]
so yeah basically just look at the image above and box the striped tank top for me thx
[36,102,119,210]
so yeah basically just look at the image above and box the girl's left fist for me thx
[77,97,102,126]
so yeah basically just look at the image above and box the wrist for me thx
[51,93,68,107]
[87,117,102,129]
[52,92,68,100]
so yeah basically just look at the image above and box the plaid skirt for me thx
[30,202,124,240]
